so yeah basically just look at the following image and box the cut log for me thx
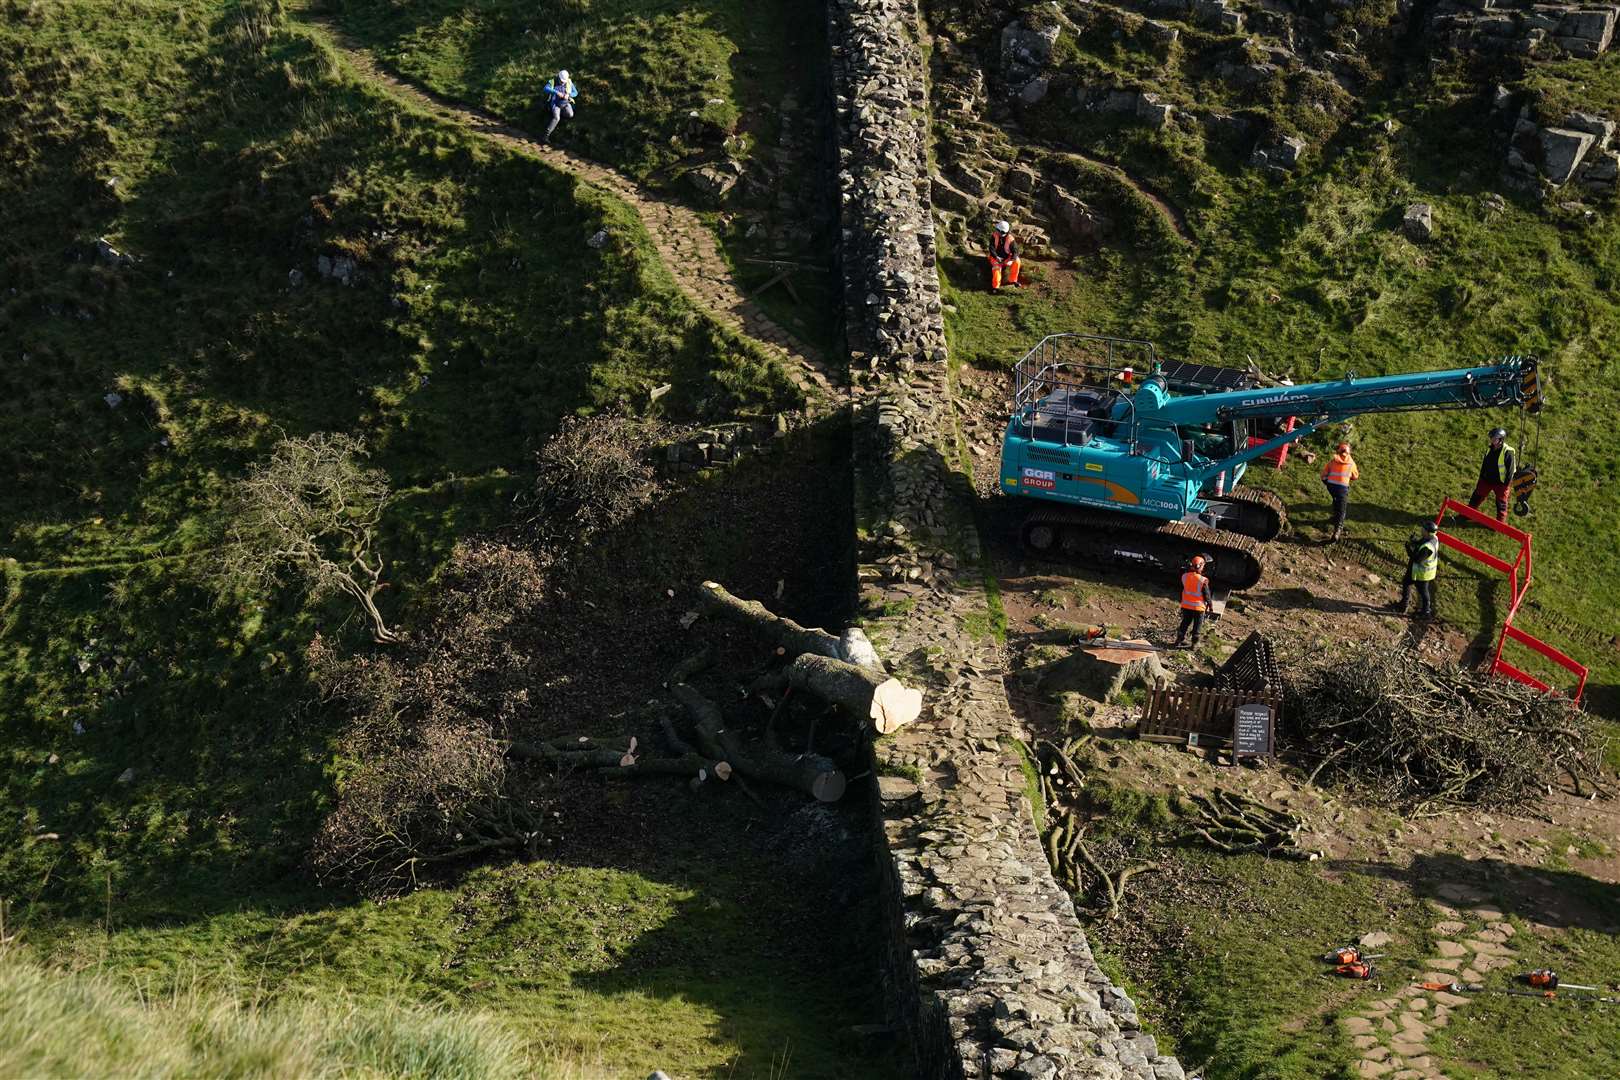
[760,653,923,735]
[506,741,727,781]
[670,682,847,802]
[697,581,842,659]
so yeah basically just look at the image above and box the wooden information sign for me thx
[1232,702,1275,762]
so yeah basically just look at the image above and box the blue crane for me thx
[998,334,1543,589]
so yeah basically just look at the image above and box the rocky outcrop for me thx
[1499,94,1620,192]
[829,1,1187,1078]
[1430,0,1619,58]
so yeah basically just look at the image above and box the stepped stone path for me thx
[305,17,839,407]
[1340,895,1520,1079]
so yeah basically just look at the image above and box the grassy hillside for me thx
[0,949,572,1079]
[322,0,818,183]
[0,2,891,1076]
[323,0,843,351]
[0,0,795,908]
[927,0,1620,713]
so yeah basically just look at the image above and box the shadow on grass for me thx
[4,414,893,1080]
[1324,851,1620,936]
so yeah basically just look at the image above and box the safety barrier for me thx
[1434,498,1588,705]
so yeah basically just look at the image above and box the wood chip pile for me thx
[1285,646,1610,811]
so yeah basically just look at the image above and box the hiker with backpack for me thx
[541,70,577,144]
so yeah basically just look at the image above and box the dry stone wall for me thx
[827,1,1188,1077]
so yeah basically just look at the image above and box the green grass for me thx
[1068,774,1620,1080]
[1429,909,1620,1080]
[17,832,895,1079]
[324,0,843,349]
[0,0,795,910]
[929,6,1620,716]
[0,948,566,1079]
[1105,851,1436,1079]
[0,3,882,1076]
[322,0,781,183]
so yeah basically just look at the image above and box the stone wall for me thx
[827,1,1188,1077]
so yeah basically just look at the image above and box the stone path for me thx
[301,16,840,406]
[1339,896,1520,1079]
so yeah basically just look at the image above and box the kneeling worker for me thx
[987,220,1022,291]
[1387,520,1439,619]
[1173,555,1213,648]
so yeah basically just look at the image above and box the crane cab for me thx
[999,336,1272,525]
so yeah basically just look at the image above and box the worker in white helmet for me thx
[987,219,1022,291]
[541,69,578,143]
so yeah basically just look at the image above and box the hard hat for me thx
[557,69,571,83]
[995,220,1011,233]
[1423,520,1439,533]
[1191,555,1206,569]
[1489,427,1506,440]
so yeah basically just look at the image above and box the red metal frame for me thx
[1246,416,1298,470]
[1433,498,1587,705]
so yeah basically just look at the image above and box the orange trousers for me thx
[988,255,1021,290]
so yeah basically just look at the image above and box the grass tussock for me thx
[0,950,602,1079]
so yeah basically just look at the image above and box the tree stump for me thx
[1038,642,1166,703]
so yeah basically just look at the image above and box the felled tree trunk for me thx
[756,653,923,735]
[507,742,730,782]
[670,683,846,802]
[697,581,843,659]
[698,581,922,733]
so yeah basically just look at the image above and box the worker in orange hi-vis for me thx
[1173,555,1214,649]
[987,220,1022,291]
[1320,441,1360,542]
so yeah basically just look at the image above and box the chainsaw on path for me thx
[1320,945,1383,980]
[1074,626,1169,652]
[1416,979,1620,1005]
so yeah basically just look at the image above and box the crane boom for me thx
[1143,356,1541,427]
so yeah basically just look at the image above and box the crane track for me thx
[1209,486,1287,542]
[1020,506,1268,590]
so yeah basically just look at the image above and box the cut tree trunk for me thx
[1038,642,1165,703]
[507,742,733,783]
[697,581,842,659]
[757,653,923,735]
[670,683,846,802]
[698,581,921,731]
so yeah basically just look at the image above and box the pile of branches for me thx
[1035,737,1161,920]
[1036,740,1317,919]
[308,540,553,897]
[1177,790,1320,862]
[1286,646,1611,811]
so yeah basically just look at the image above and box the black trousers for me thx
[1325,482,1349,527]
[1398,571,1434,614]
[1175,608,1204,644]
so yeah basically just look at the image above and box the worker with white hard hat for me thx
[1467,426,1515,522]
[987,219,1022,291]
[541,69,578,143]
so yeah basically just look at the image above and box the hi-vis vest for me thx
[1180,571,1208,611]
[1486,443,1515,484]
[989,232,1017,261]
[1412,536,1439,582]
[1322,454,1355,486]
